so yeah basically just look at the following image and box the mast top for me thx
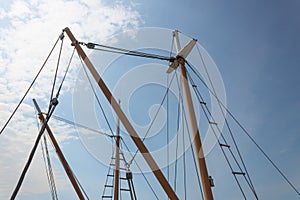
[166,31,197,73]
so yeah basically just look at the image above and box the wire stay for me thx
[0,34,62,136]
[185,58,300,196]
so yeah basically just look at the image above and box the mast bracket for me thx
[209,176,215,187]
[71,40,79,46]
[59,32,65,40]
[86,42,96,49]
[50,97,59,106]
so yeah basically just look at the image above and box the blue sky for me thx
[136,1,300,199]
[0,0,299,199]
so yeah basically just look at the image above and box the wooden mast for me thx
[178,60,214,200]
[173,30,214,200]
[63,27,178,200]
[32,99,85,200]
[114,104,121,200]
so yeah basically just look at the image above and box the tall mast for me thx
[169,30,214,200]
[64,27,178,200]
[178,60,213,200]
[113,102,121,200]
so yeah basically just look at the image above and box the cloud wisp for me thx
[0,0,140,198]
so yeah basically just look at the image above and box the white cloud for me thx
[0,0,141,198]
[7,1,32,18]
[0,8,7,20]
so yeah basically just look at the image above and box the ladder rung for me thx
[220,143,230,148]
[192,84,197,87]
[120,177,127,180]
[104,185,113,188]
[232,171,246,175]
[109,164,127,170]
[102,195,112,198]
[111,157,125,160]
[120,188,131,191]
[209,121,218,125]
[107,174,114,177]
[200,101,206,105]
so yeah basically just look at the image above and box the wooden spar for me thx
[32,99,85,200]
[114,113,120,200]
[178,59,214,200]
[171,30,213,200]
[63,27,179,200]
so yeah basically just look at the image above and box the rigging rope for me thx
[51,41,74,102]
[50,114,113,137]
[44,44,92,199]
[174,72,204,199]
[35,109,58,200]
[185,60,300,196]
[42,117,90,200]
[78,52,129,166]
[10,102,58,199]
[166,74,170,182]
[120,138,159,200]
[173,98,180,192]
[56,47,75,98]
[196,44,258,198]
[10,32,85,199]
[0,34,62,136]
[128,72,177,165]
[182,106,187,200]
[48,36,64,114]
[167,35,175,182]
[78,53,115,137]
[41,134,59,200]
[6,28,298,199]
[84,42,175,62]
[186,69,251,199]
[10,32,68,199]
[72,171,90,200]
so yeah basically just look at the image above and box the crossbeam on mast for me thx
[63,27,178,200]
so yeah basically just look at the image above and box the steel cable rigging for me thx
[166,36,175,182]
[50,114,113,137]
[38,45,91,200]
[77,50,164,199]
[187,69,251,199]
[127,72,176,165]
[35,109,58,200]
[81,36,270,199]
[185,59,300,196]
[83,42,175,62]
[76,48,163,199]
[195,43,258,198]
[174,71,204,200]
[77,52,129,165]
[2,27,299,199]
[119,137,160,200]
[0,34,62,136]
[41,134,59,200]
[10,33,90,199]
[10,33,66,200]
